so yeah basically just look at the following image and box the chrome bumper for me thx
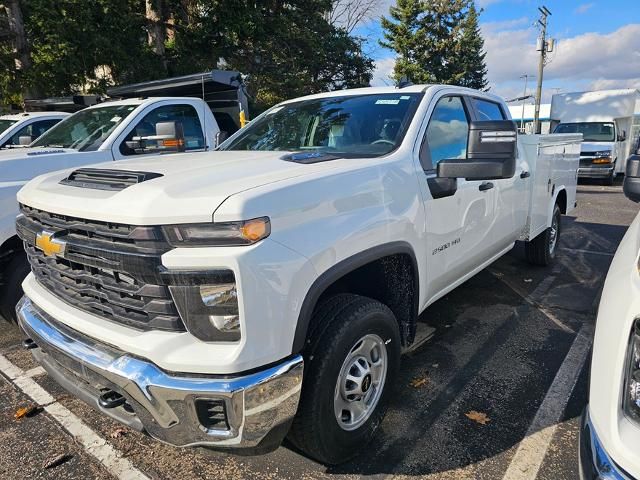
[578,165,615,178]
[17,296,303,451]
[580,408,634,480]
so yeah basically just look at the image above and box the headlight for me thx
[592,152,612,164]
[166,271,241,342]
[163,217,270,246]
[623,318,640,421]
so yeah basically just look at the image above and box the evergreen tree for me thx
[380,0,488,89]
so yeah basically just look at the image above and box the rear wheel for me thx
[525,203,561,266]
[288,294,401,464]
[0,251,30,322]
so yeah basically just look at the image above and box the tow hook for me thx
[22,338,37,350]
[99,390,127,409]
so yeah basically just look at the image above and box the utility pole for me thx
[533,6,552,134]
[520,74,533,133]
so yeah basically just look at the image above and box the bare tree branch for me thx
[326,0,381,34]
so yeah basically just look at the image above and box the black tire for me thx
[0,251,30,322]
[525,203,561,266]
[288,294,401,464]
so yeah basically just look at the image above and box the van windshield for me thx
[0,119,17,133]
[32,105,137,151]
[553,122,615,142]
[220,93,423,158]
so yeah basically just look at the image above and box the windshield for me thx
[32,105,137,151]
[221,93,423,158]
[0,119,18,133]
[554,122,615,142]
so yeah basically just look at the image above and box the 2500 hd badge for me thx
[432,237,461,256]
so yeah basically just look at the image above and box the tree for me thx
[380,0,487,88]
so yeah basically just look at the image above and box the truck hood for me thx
[18,150,341,224]
[0,147,82,183]
[581,141,614,155]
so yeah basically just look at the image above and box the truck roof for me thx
[0,111,70,120]
[84,96,206,110]
[280,85,506,105]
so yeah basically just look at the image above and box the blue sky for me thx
[356,0,640,103]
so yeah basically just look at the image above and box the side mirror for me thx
[18,135,33,146]
[618,130,627,142]
[132,121,185,153]
[623,155,640,202]
[215,131,228,148]
[437,120,517,180]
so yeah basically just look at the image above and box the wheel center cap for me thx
[362,374,372,393]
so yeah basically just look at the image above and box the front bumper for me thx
[580,408,634,479]
[17,296,303,451]
[578,165,615,179]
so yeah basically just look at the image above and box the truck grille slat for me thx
[17,205,184,332]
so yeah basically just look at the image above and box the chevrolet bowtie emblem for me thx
[35,231,66,258]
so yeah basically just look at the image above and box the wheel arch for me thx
[292,241,419,354]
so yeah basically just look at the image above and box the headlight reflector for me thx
[163,217,270,246]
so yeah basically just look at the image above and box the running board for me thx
[402,323,436,354]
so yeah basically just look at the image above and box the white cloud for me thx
[482,23,640,101]
[371,57,396,86]
[574,3,594,14]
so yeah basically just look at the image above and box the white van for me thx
[551,89,640,184]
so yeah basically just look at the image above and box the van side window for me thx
[472,98,505,121]
[421,96,470,170]
[119,104,204,156]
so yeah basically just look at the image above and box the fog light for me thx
[169,275,241,342]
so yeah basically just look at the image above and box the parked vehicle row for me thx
[11,84,581,463]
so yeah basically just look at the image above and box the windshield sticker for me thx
[110,116,122,123]
[400,96,411,100]
[376,99,401,105]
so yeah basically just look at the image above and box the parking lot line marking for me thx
[560,248,614,257]
[489,272,575,334]
[501,323,593,480]
[24,366,46,378]
[0,354,150,480]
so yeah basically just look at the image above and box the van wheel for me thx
[525,203,561,266]
[604,169,615,186]
[0,251,30,322]
[288,294,401,464]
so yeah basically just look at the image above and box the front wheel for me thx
[288,294,401,464]
[525,203,561,266]
[0,251,30,322]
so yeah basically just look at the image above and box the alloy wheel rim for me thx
[334,333,388,431]
[549,213,559,254]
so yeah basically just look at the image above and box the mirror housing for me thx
[618,130,627,142]
[18,135,33,146]
[131,121,185,153]
[623,155,640,202]
[437,120,517,180]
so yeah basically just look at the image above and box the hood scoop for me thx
[59,168,163,191]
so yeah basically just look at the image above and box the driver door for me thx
[418,94,497,302]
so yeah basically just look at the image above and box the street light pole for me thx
[533,6,551,134]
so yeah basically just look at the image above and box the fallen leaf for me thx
[465,410,490,425]
[14,405,40,420]
[110,427,129,439]
[409,376,428,388]
[43,453,72,469]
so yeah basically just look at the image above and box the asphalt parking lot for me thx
[1,179,638,480]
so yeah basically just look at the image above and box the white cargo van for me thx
[551,89,640,184]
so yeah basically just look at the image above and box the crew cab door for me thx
[417,94,498,301]
[112,102,207,160]
[467,96,529,249]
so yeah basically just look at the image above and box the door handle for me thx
[520,171,531,179]
[479,181,494,191]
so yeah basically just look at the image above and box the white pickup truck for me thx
[0,96,222,321]
[0,111,69,149]
[14,85,581,464]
